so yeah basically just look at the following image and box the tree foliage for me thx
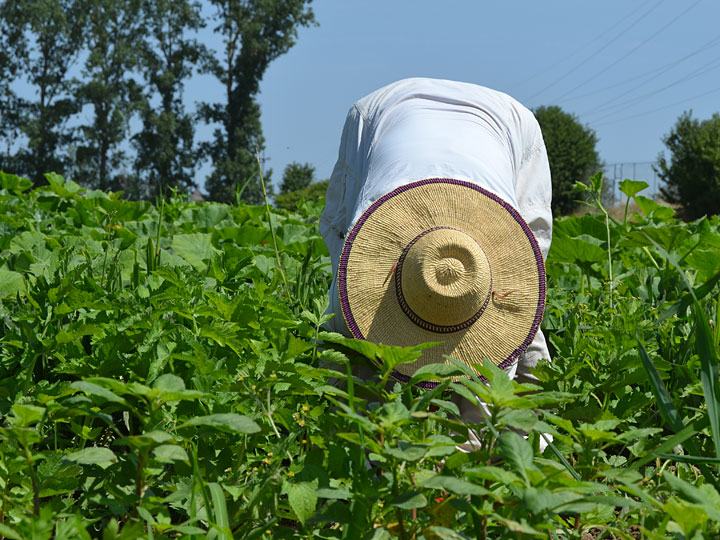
[199,0,315,204]
[657,111,720,220]
[275,178,328,210]
[74,0,144,192]
[534,105,603,215]
[280,161,315,194]
[0,0,316,201]
[0,0,85,186]
[132,0,205,200]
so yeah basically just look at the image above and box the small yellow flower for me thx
[378,502,384,508]
[298,420,306,426]
[268,452,273,457]
[302,405,309,412]
[265,530,271,535]
[301,439,307,444]
[263,458,271,464]
[225,467,232,473]
[270,373,277,379]
[288,471,295,477]
[237,376,244,381]
[251,385,257,390]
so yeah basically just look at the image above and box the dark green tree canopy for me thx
[533,105,603,215]
[200,0,316,204]
[280,161,315,194]
[0,0,86,186]
[132,0,205,200]
[657,111,720,220]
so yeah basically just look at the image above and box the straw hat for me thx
[337,178,545,385]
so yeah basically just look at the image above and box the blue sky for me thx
[197,0,720,194]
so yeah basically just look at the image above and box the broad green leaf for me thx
[389,491,427,510]
[10,404,46,427]
[384,444,428,462]
[418,475,489,496]
[153,444,189,463]
[618,179,648,199]
[171,233,219,271]
[71,381,127,405]
[153,374,186,392]
[315,487,352,499]
[178,413,261,434]
[0,270,24,298]
[286,481,317,525]
[425,527,472,540]
[66,447,117,465]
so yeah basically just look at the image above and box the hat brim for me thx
[338,178,546,387]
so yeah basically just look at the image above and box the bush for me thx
[657,111,720,220]
[534,105,603,215]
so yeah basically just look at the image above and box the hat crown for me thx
[397,227,492,332]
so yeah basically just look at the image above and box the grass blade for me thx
[643,233,720,464]
[207,483,232,540]
[637,336,683,432]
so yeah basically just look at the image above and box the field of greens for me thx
[1,171,720,540]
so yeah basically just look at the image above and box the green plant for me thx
[1,169,720,538]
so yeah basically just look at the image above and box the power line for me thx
[523,0,666,102]
[560,32,720,104]
[586,56,720,122]
[511,0,657,91]
[593,84,720,127]
[552,0,704,102]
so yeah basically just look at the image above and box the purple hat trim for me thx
[337,178,546,388]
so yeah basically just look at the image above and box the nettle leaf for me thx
[178,413,261,434]
[498,431,535,484]
[283,480,318,525]
[408,363,465,385]
[65,447,117,465]
[9,404,46,427]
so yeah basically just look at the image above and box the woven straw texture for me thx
[338,179,544,381]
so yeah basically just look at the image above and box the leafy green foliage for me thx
[534,105,604,215]
[1,171,720,538]
[657,111,720,220]
[280,162,316,194]
[275,179,330,211]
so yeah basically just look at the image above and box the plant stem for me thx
[22,442,39,515]
[255,151,292,303]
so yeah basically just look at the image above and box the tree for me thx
[0,0,85,186]
[132,0,205,200]
[199,0,315,204]
[534,105,603,215]
[280,161,314,194]
[74,0,144,192]
[275,178,328,211]
[657,111,720,220]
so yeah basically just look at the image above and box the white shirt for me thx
[320,78,553,380]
